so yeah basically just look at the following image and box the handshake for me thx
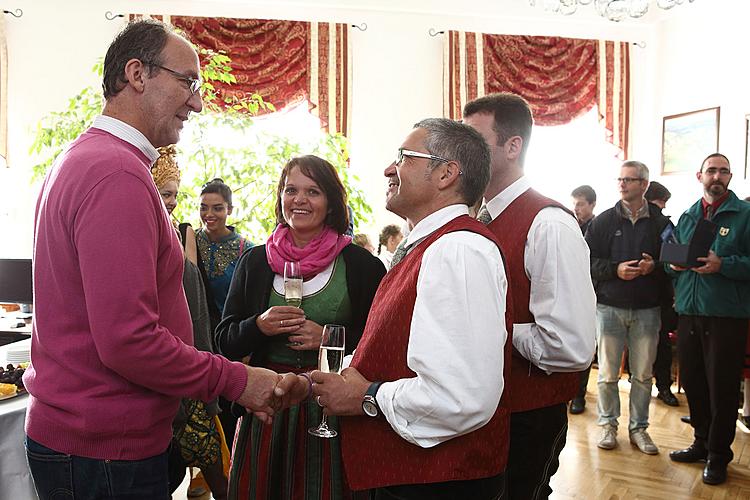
[235,366,311,423]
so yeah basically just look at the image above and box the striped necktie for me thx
[705,204,714,221]
[476,205,493,225]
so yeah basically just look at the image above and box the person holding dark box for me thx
[667,153,750,486]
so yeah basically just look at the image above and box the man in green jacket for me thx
[667,153,750,486]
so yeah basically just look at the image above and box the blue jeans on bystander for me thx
[596,304,660,432]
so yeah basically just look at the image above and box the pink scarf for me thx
[266,225,352,279]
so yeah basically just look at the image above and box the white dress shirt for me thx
[375,204,508,448]
[378,249,394,269]
[91,115,160,163]
[485,176,596,374]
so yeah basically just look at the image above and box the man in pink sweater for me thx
[24,20,304,499]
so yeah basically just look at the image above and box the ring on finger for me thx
[316,395,323,407]
[280,320,284,327]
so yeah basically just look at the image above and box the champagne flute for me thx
[284,261,303,308]
[308,324,345,438]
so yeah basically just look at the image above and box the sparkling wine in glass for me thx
[284,261,303,308]
[308,324,345,438]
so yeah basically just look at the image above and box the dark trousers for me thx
[678,315,749,464]
[574,364,592,400]
[218,396,238,446]
[26,436,170,500]
[372,472,506,500]
[653,327,674,391]
[507,403,568,500]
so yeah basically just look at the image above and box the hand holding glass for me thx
[284,261,302,308]
[308,324,345,438]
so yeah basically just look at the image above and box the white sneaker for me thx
[630,428,659,455]
[597,424,617,450]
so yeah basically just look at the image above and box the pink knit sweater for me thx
[24,128,248,460]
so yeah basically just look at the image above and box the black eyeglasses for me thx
[616,177,643,184]
[396,149,450,167]
[143,61,201,95]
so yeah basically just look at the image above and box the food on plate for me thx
[0,363,25,392]
[0,382,16,396]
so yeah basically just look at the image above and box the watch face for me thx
[363,399,378,417]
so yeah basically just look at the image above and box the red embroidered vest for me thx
[340,215,512,491]
[488,188,580,412]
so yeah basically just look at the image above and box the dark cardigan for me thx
[215,243,386,361]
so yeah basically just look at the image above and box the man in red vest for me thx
[463,93,597,500]
[312,118,512,499]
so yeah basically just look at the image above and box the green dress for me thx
[228,255,356,500]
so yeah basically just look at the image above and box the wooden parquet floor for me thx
[550,369,750,499]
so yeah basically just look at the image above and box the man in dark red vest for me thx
[312,118,512,499]
[464,93,597,500]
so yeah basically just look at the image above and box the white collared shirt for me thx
[375,204,508,448]
[485,176,596,373]
[378,249,394,269]
[91,115,160,164]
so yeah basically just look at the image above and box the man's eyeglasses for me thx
[396,149,450,167]
[143,61,202,95]
[616,177,643,184]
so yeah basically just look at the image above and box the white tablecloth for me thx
[0,339,38,499]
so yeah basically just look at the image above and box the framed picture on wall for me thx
[661,107,720,175]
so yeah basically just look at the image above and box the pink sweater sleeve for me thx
[73,169,247,402]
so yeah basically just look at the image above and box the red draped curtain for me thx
[444,32,629,156]
[131,15,351,135]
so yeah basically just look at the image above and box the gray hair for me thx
[621,160,649,182]
[413,118,491,207]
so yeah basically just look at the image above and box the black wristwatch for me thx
[362,381,383,418]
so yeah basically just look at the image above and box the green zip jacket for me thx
[666,191,750,318]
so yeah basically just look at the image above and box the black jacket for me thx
[585,201,671,309]
[215,243,386,361]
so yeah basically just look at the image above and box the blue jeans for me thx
[25,436,170,500]
[596,304,660,432]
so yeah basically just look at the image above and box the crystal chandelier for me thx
[529,0,695,22]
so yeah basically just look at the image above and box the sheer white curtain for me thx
[0,14,7,167]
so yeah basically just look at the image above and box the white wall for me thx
[4,0,723,255]
[629,0,750,219]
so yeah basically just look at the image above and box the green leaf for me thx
[30,50,371,241]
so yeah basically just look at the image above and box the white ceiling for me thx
[95,0,712,42]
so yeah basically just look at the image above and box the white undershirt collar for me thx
[92,115,160,164]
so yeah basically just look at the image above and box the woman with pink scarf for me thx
[215,155,386,499]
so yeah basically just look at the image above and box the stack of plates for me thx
[6,345,30,365]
